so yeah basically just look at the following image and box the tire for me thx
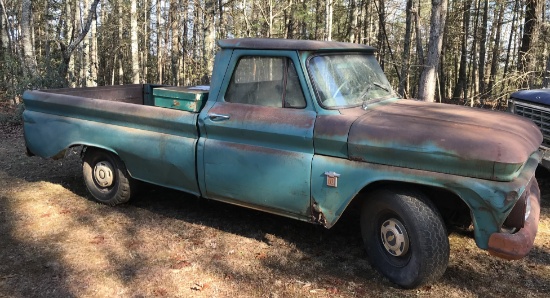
[82,148,135,206]
[360,189,449,288]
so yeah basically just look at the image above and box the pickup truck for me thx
[508,88,550,169]
[23,38,542,288]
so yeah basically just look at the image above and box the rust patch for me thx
[220,141,302,158]
[209,102,315,129]
[348,100,542,164]
[314,115,356,139]
[488,179,540,260]
[311,200,328,227]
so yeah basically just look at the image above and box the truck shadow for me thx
[130,184,550,294]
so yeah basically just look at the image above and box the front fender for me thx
[310,153,539,250]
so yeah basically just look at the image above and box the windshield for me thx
[308,54,396,108]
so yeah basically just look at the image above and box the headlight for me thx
[508,99,515,113]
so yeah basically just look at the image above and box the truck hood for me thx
[346,100,542,181]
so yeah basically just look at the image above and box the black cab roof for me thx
[217,38,376,52]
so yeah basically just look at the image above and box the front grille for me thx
[513,102,550,147]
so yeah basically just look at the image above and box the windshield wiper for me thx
[372,82,391,93]
[360,82,392,110]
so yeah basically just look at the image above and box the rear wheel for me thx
[360,189,449,288]
[82,148,135,205]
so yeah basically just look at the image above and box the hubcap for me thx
[380,218,409,257]
[93,161,114,188]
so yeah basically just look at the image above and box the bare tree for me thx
[452,0,472,100]
[130,0,139,83]
[478,0,489,99]
[418,0,448,102]
[58,0,100,83]
[21,0,38,78]
[518,0,542,88]
[398,0,414,98]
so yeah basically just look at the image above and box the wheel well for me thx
[351,181,472,230]
[81,145,117,159]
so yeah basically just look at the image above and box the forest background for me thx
[0,0,549,118]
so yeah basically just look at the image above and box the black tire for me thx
[360,189,449,288]
[82,148,135,206]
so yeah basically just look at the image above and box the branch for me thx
[0,0,15,45]
[65,0,100,55]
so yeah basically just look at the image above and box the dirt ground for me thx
[0,125,549,298]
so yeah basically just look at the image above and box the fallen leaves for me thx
[89,235,105,245]
[171,260,192,269]
[190,282,210,291]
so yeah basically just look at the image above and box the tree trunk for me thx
[118,1,124,84]
[452,0,471,100]
[157,0,163,84]
[130,0,140,83]
[83,0,91,86]
[418,0,448,102]
[0,1,13,51]
[0,2,6,70]
[544,53,550,88]
[469,0,481,106]
[67,0,77,86]
[519,0,541,88]
[376,0,385,67]
[503,0,519,86]
[89,1,98,86]
[478,0,488,100]
[144,0,149,83]
[203,0,216,83]
[348,0,359,43]
[487,2,504,98]
[21,0,38,78]
[170,0,179,85]
[413,6,424,67]
[398,0,414,98]
[58,0,100,86]
[325,0,333,40]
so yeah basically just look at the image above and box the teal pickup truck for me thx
[23,38,542,288]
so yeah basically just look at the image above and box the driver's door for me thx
[201,54,315,217]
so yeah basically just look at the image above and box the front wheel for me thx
[361,189,449,288]
[82,148,136,206]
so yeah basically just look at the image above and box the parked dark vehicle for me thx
[509,89,550,169]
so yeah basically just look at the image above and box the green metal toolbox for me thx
[152,86,209,112]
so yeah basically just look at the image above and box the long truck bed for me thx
[23,84,202,195]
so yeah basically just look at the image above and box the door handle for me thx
[208,113,230,121]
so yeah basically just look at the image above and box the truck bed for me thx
[39,84,150,104]
[23,84,202,196]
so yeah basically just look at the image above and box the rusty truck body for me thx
[23,38,542,288]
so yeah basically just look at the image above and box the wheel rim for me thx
[380,218,410,257]
[93,160,115,188]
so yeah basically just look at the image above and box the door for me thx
[201,54,316,217]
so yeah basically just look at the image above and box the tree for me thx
[21,0,38,78]
[130,0,139,83]
[418,0,448,102]
[518,0,542,88]
[452,0,472,100]
[478,0,489,99]
[58,0,100,84]
[398,0,414,98]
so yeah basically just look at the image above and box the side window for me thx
[225,56,306,108]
